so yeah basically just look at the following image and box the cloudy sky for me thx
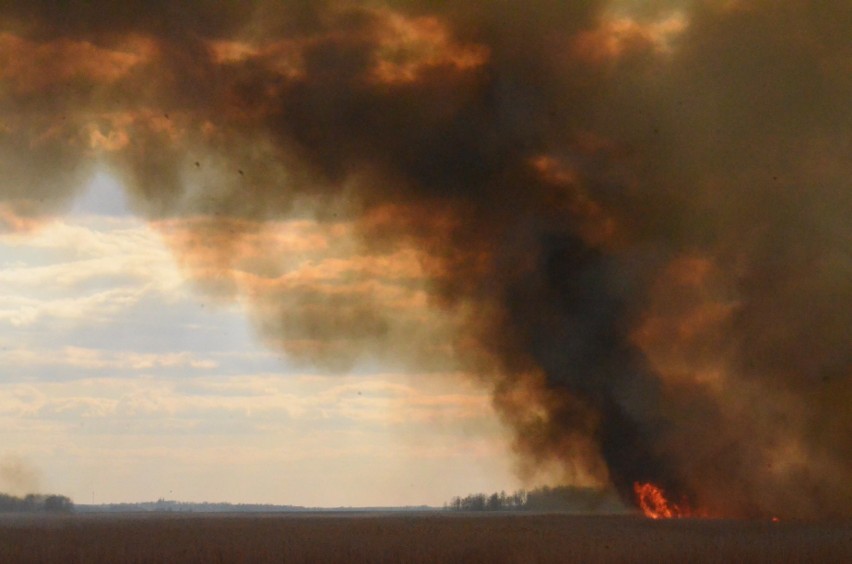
[0,170,523,506]
[1,1,849,517]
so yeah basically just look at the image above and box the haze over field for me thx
[0,1,849,517]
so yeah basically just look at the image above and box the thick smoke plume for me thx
[1,1,849,518]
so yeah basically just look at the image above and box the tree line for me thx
[0,493,74,513]
[445,485,624,513]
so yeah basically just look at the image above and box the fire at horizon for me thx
[634,482,694,520]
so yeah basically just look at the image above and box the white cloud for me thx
[0,287,148,327]
[0,372,497,430]
[0,346,218,371]
[0,217,184,293]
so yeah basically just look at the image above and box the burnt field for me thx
[1,512,850,563]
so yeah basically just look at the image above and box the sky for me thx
[0,0,849,518]
[0,171,521,506]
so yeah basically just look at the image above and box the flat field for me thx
[1,512,850,563]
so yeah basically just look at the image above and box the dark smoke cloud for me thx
[1,0,850,518]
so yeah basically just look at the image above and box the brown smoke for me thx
[0,455,42,496]
[1,1,850,518]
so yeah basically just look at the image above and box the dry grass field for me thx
[1,512,850,563]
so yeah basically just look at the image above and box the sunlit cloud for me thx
[572,11,688,64]
[0,32,155,94]
[0,288,147,327]
[0,347,218,372]
[0,372,494,425]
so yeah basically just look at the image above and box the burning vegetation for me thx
[633,482,692,520]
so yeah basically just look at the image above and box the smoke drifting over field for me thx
[0,456,41,496]
[1,1,849,518]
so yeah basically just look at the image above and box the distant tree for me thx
[0,493,23,511]
[454,493,487,511]
[472,494,486,511]
[44,495,74,513]
[23,494,43,512]
[486,493,501,511]
[512,490,527,509]
[445,485,622,513]
[0,493,74,513]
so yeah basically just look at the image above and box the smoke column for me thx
[1,1,849,518]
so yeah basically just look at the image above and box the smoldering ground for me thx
[1,0,849,518]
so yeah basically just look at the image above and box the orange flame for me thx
[633,482,691,519]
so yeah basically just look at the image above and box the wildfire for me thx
[633,482,691,519]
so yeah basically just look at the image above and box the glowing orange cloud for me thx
[0,33,155,94]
